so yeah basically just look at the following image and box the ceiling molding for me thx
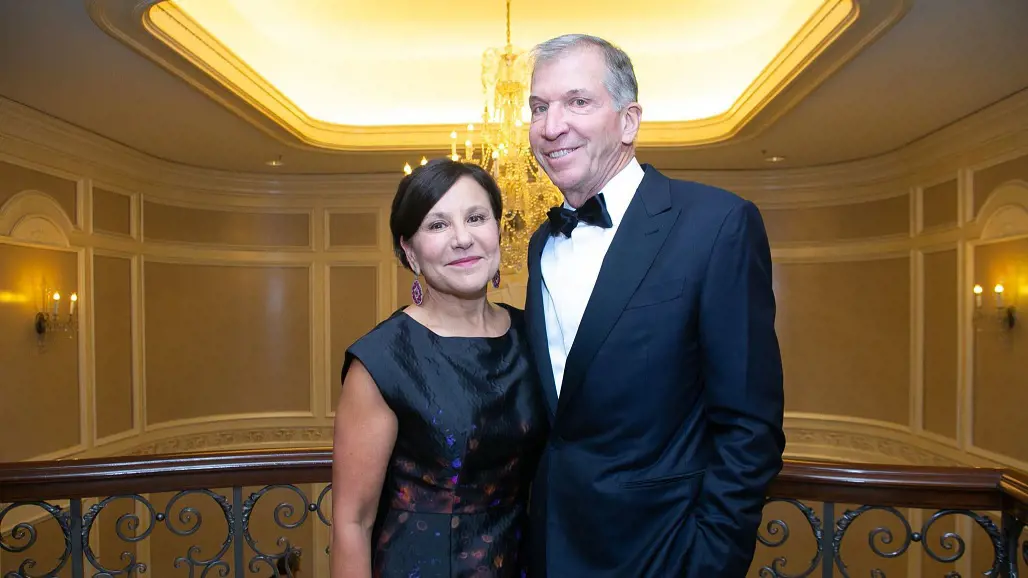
[2,88,1027,209]
[0,96,401,202]
[667,87,1028,206]
[83,0,911,152]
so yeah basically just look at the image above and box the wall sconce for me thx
[973,283,1016,330]
[34,287,78,349]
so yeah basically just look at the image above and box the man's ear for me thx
[620,102,642,145]
[399,237,419,274]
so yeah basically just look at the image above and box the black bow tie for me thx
[547,194,613,237]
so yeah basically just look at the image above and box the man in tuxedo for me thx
[523,33,786,577]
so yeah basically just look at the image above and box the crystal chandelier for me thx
[403,0,562,274]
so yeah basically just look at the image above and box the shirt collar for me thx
[562,157,644,228]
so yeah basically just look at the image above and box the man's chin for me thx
[547,170,583,196]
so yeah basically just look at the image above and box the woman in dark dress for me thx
[331,159,549,578]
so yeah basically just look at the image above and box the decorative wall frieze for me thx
[21,414,1016,472]
[0,98,400,203]
[786,428,966,466]
[127,426,333,456]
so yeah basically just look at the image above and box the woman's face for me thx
[401,176,500,300]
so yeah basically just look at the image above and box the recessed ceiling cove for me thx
[88,0,907,151]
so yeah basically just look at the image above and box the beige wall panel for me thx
[974,153,1028,215]
[972,238,1028,463]
[396,264,413,309]
[329,266,379,409]
[922,179,958,230]
[146,488,233,575]
[0,160,77,223]
[1,514,74,578]
[145,486,315,576]
[143,202,309,247]
[95,497,137,573]
[761,195,909,244]
[94,255,134,439]
[971,512,1003,576]
[747,507,960,576]
[92,187,132,236]
[748,501,945,571]
[328,212,378,247]
[774,258,910,424]
[144,262,311,424]
[241,483,316,573]
[797,503,907,577]
[923,249,958,438]
[919,511,958,576]
[746,500,822,577]
[0,244,80,461]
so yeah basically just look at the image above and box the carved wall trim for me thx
[14,413,1014,473]
[786,428,965,466]
[127,426,333,456]
[783,415,1005,467]
[976,180,1028,240]
[0,190,75,247]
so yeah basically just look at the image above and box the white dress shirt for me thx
[540,158,645,395]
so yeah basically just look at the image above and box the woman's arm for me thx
[331,359,398,578]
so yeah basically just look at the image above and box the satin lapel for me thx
[525,227,559,418]
[556,167,680,417]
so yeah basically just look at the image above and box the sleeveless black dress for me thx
[341,304,549,578]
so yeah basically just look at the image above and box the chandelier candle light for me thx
[404,0,562,274]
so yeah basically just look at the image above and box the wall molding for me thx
[2,89,1028,207]
[14,413,1010,471]
[782,415,997,467]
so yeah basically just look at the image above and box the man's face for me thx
[528,46,638,205]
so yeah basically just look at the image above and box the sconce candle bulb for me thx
[34,285,79,351]
[974,281,1017,330]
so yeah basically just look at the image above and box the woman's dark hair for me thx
[390,158,503,270]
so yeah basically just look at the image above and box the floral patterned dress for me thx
[342,304,549,577]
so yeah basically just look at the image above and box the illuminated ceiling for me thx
[136,0,870,150]
[16,0,1028,173]
[150,0,846,126]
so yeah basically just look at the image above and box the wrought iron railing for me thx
[1,450,1026,577]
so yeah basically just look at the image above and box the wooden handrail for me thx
[0,449,331,502]
[771,459,1017,510]
[1,450,1026,513]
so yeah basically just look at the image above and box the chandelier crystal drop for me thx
[403,0,562,274]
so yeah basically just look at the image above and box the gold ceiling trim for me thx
[86,0,910,152]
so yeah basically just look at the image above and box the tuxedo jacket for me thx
[524,164,785,577]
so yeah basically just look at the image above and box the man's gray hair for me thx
[530,34,638,111]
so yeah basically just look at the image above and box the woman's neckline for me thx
[399,302,513,340]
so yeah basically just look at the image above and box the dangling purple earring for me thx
[411,274,424,305]
[492,270,501,289]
